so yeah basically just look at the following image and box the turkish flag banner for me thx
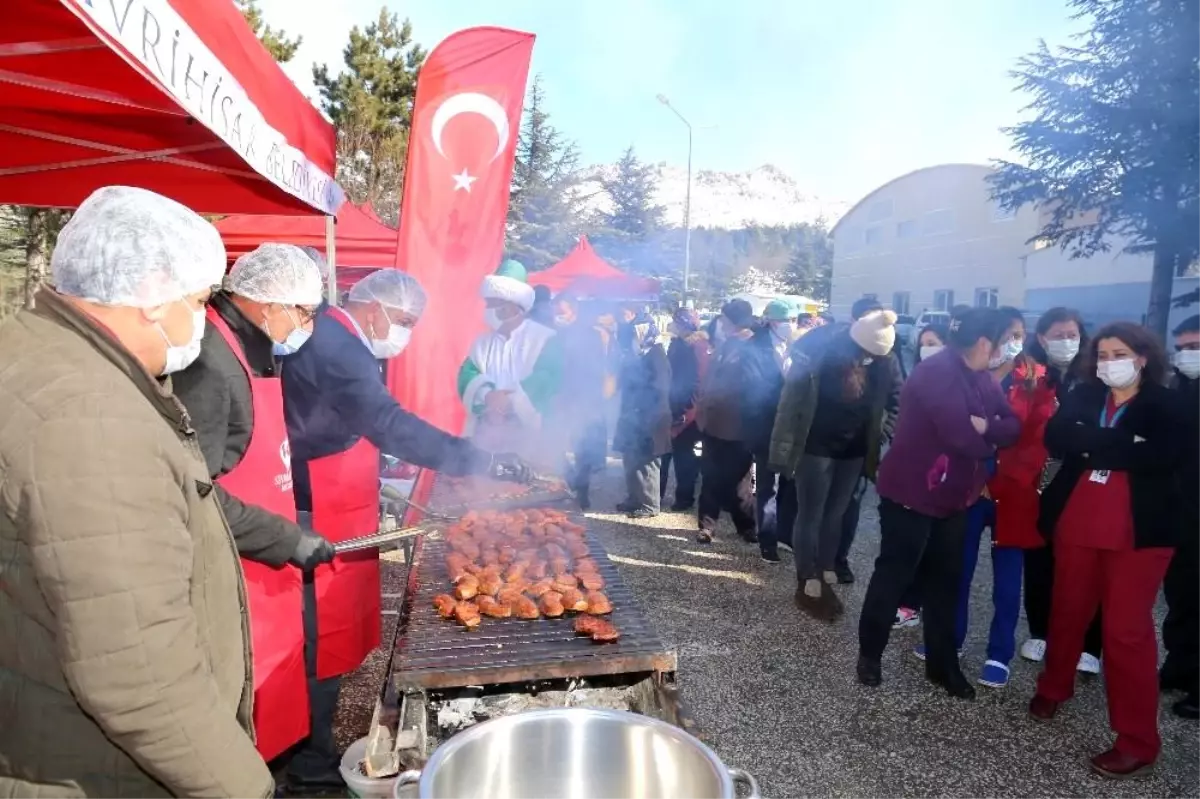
[390,27,535,437]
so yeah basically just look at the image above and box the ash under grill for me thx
[393,532,676,690]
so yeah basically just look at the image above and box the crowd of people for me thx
[0,183,1195,794]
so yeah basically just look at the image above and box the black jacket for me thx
[613,344,672,460]
[173,293,303,566]
[280,306,490,512]
[741,326,787,454]
[1039,380,1186,549]
[1173,370,1199,526]
[666,333,704,423]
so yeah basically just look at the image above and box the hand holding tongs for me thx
[333,524,427,554]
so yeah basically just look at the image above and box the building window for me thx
[974,287,999,308]
[991,202,1016,222]
[922,209,955,236]
[892,292,910,315]
[933,289,955,312]
[864,225,884,245]
[867,199,893,222]
[896,219,919,239]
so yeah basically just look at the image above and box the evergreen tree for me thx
[988,0,1199,339]
[598,146,664,239]
[506,76,588,271]
[784,222,834,301]
[313,9,426,224]
[235,0,301,63]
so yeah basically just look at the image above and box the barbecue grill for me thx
[357,499,688,781]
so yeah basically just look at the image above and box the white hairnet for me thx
[51,186,224,308]
[348,269,427,317]
[298,245,329,280]
[226,243,324,305]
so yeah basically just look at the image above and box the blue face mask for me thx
[272,326,311,357]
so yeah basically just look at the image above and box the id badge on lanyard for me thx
[1090,396,1129,485]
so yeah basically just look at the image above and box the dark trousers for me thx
[1024,544,1102,657]
[753,453,796,552]
[859,499,967,676]
[835,476,868,571]
[1162,525,1199,694]
[659,422,701,507]
[568,420,607,497]
[283,570,343,786]
[697,434,755,535]
[1037,543,1172,762]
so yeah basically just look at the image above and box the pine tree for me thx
[784,222,834,301]
[235,0,301,63]
[988,0,1199,339]
[598,146,664,239]
[506,76,588,270]
[313,9,426,224]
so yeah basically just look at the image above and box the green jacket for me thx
[768,350,892,480]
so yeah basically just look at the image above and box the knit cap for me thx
[850,309,897,356]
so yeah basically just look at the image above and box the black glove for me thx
[289,530,336,569]
[488,452,534,484]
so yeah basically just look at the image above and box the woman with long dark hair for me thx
[1020,307,1103,674]
[1030,322,1184,778]
[770,310,899,619]
[857,308,1020,698]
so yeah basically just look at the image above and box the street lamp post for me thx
[657,94,692,300]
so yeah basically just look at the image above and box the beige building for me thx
[829,164,1040,320]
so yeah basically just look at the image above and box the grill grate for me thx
[392,529,676,690]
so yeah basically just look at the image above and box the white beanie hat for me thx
[850,309,897,356]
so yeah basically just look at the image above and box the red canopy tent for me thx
[528,236,660,299]
[216,204,397,290]
[0,0,342,217]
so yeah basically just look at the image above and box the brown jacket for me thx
[0,290,272,798]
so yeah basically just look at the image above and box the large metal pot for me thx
[394,707,759,799]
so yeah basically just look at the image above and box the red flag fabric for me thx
[390,27,535,435]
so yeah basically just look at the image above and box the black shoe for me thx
[1160,665,1192,693]
[760,547,781,563]
[857,655,882,687]
[737,528,759,544]
[696,529,714,544]
[278,775,346,797]
[927,664,976,700]
[670,500,695,512]
[577,488,591,511]
[1173,693,1200,720]
[777,540,794,553]
[835,563,855,584]
[627,508,659,519]
[615,501,636,513]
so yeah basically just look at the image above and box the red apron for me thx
[207,307,308,761]
[309,307,382,679]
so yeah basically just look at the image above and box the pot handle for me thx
[728,767,760,798]
[393,769,421,798]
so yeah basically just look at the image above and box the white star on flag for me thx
[452,169,477,192]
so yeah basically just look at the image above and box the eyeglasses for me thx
[294,305,321,323]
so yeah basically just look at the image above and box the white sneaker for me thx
[1020,638,1047,662]
[893,608,921,629]
[1077,653,1101,675]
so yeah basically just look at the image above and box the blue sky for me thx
[260,0,1084,204]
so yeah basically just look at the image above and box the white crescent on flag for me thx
[430,92,511,164]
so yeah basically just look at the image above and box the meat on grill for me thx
[559,588,589,612]
[453,601,481,629]
[511,595,540,620]
[585,591,613,615]
[579,573,605,591]
[432,594,457,618]
[574,616,620,642]
[453,574,479,601]
[539,591,565,618]
[477,595,512,618]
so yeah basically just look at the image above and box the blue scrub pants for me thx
[955,497,1023,665]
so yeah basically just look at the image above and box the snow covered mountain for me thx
[577,163,849,230]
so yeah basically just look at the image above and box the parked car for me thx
[907,310,952,350]
[893,314,916,348]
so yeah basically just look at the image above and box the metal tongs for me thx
[333,524,427,554]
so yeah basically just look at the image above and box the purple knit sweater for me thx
[876,348,1020,518]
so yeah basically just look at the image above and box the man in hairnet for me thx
[173,243,335,766]
[279,268,532,793]
[0,186,272,797]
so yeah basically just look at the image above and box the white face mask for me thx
[1173,349,1200,379]
[484,308,507,331]
[771,321,794,341]
[1046,338,1080,366]
[1097,358,1139,389]
[988,338,1023,369]
[919,344,944,361]
[158,306,205,375]
[371,324,411,359]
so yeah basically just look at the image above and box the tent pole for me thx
[325,214,337,306]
